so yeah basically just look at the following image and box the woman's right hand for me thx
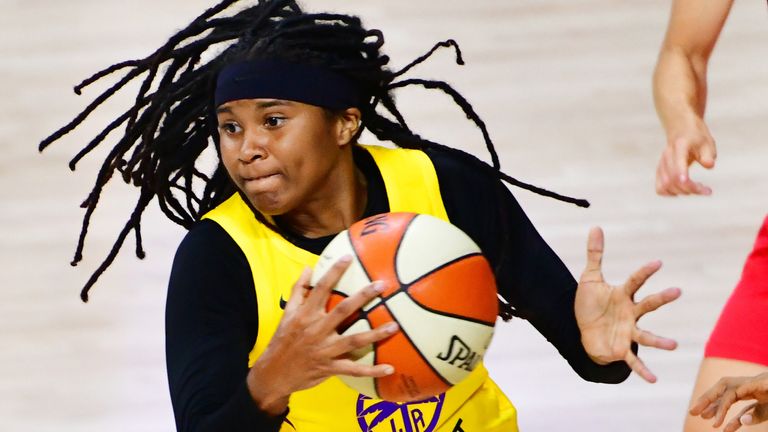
[246,256,399,415]
[655,116,717,196]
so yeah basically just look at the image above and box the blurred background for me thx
[2,0,767,430]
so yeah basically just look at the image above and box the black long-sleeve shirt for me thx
[165,146,631,431]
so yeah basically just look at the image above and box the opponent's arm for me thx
[652,0,733,195]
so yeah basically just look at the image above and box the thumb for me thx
[584,226,605,274]
[741,403,768,426]
[698,139,717,169]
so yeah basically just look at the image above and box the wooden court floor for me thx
[2,1,767,430]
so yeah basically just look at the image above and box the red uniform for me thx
[705,216,768,365]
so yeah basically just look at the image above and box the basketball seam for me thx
[381,299,454,391]
[392,213,419,286]
[404,290,496,328]
[403,252,484,288]
[346,230,373,282]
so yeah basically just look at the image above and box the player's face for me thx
[217,99,349,216]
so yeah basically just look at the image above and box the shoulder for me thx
[421,146,501,192]
[174,219,244,265]
[420,145,510,208]
[169,219,253,308]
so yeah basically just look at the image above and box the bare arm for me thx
[652,0,733,196]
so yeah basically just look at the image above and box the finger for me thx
[659,144,689,195]
[672,139,694,189]
[305,256,352,310]
[633,327,678,351]
[701,401,720,420]
[634,287,682,319]
[656,152,674,196]
[321,281,387,334]
[682,133,716,195]
[691,379,730,416]
[656,170,673,196]
[736,378,768,402]
[331,358,396,378]
[697,135,717,169]
[623,260,662,297]
[714,390,739,428]
[678,177,703,195]
[671,138,711,195]
[656,147,674,196]
[584,226,604,274]
[675,170,711,196]
[724,402,759,432]
[323,321,399,359]
[691,181,713,196]
[285,267,313,314]
[746,402,768,425]
[724,412,747,432]
[624,350,657,383]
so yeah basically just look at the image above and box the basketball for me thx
[311,212,498,402]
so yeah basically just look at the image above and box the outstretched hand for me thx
[656,118,717,196]
[689,372,768,432]
[575,227,681,383]
[247,257,399,415]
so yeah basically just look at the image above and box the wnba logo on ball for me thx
[355,393,445,432]
[360,214,390,236]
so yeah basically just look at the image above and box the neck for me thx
[278,153,367,239]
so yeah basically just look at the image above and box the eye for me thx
[219,122,242,134]
[264,116,286,128]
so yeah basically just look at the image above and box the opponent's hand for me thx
[575,227,681,383]
[690,372,768,432]
[247,257,399,414]
[656,117,717,196]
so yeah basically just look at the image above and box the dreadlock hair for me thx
[40,0,589,317]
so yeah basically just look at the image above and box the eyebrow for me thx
[257,99,294,109]
[216,99,294,114]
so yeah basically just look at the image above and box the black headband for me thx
[215,58,362,109]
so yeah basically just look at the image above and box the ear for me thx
[335,108,361,147]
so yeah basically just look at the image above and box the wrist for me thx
[586,352,610,366]
[665,113,704,142]
[664,112,704,138]
[247,359,290,416]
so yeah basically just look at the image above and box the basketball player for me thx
[41,1,680,430]
[653,0,768,430]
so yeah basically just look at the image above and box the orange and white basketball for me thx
[312,212,498,402]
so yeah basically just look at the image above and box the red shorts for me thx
[705,215,768,365]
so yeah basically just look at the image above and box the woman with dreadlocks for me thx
[41,1,681,430]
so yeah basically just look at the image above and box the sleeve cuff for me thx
[566,342,636,384]
[231,381,289,430]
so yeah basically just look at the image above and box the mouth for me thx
[241,172,282,192]
[244,173,280,182]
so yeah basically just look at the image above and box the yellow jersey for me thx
[203,144,517,432]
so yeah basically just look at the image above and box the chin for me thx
[247,193,290,217]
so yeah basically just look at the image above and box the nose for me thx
[239,130,268,163]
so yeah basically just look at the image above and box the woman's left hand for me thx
[689,372,768,432]
[574,227,682,383]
